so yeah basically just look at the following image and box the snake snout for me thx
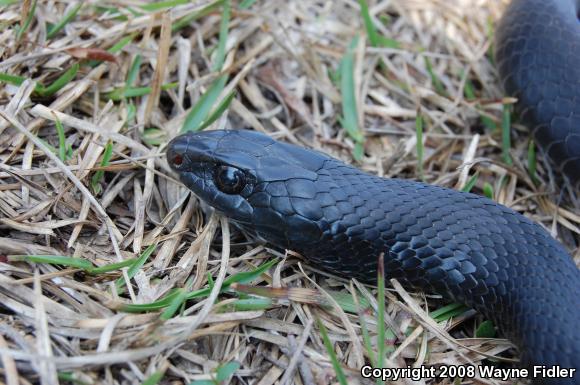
[166,136,189,172]
[167,131,229,173]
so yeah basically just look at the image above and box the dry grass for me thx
[0,0,578,384]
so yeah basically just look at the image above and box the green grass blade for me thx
[142,369,166,385]
[35,136,58,156]
[461,171,479,193]
[239,0,257,9]
[126,244,156,278]
[212,0,230,72]
[126,7,144,17]
[358,0,399,50]
[353,142,364,161]
[16,0,38,40]
[93,6,125,20]
[8,254,142,275]
[126,55,142,87]
[119,258,278,313]
[483,182,494,200]
[109,33,137,54]
[220,298,272,311]
[358,0,379,46]
[430,302,469,322]
[219,258,278,288]
[57,372,92,385]
[37,63,80,97]
[197,90,236,131]
[142,127,166,146]
[486,17,495,64]
[0,72,28,86]
[376,35,400,49]
[90,140,114,194]
[216,361,240,382]
[182,74,228,132]
[172,0,224,32]
[415,113,424,180]
[353,289,376,367]
[326,290,370,314]
[339,35,364,160]
[126,103,137,124]
[115,243,157,291]
[107,82,178,101]
[376,253,385,385]
[501,103,512,165]
[480,114,497,131]
[87,258,137,275]
[463,73,476,100]
[475,320,496,338]
[119,290,183,312]
[527,139,538,184]
[316,316,349,385]
[188,381,214,385]
[54,114,67,162]
[423,55,446,96]
[47,2,83,39]
[160,286,189,320]
[9,255,93,270]
[139,0,189,12]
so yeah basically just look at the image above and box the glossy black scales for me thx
[168,130,580,385]
[495,0,580,189]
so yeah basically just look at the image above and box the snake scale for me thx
[167,1,580,383]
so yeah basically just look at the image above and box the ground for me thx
[0,0,578,384]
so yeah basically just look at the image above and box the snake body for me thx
[168,130,580,384]
[495,0,580,189]
[167,1,580,383]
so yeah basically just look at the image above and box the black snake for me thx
[495,0,580,189]
[167,0,580,383]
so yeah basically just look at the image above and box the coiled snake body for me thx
[495,0,580,189]
[168,1,580,383]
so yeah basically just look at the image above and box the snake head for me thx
[167,130,330,247]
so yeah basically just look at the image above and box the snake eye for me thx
[172,153,184,167]
[214,165,246,194]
